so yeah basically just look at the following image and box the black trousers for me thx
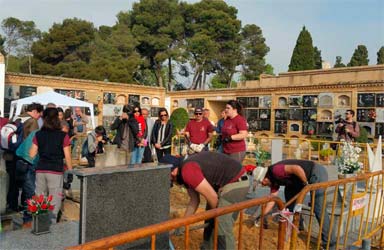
[5,158,20,211]
[142,146,153,163]
[155,147,171,162]
[86,152,96,168]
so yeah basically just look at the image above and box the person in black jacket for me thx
[150,108,173,162]
[110,104,139,164]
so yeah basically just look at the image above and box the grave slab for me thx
[72,163,171,249]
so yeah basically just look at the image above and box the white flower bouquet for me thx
[336,140,363,174]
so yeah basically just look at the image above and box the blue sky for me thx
[0,0,383,74]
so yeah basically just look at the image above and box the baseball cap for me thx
[253,167,268,183]
[159,155,184,171]
[194,107,203,113]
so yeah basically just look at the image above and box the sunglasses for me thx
[134,110,140,112]
[160,114,168,117]
[195,113,203,115]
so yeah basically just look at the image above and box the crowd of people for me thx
[2,99,360,249]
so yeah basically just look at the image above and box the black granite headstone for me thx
[73,164,171,249]
[275,109,288,120]
[275,121,287,134]
[376,94,384,107]
[358,93,375,107]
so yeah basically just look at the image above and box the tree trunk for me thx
[28,55,32,74]
[227,72,234,88]
[5,54,9,71]
[167,57,172,91]
[202,71,207,90]
[190,65,200,90]
[154,62,163,88]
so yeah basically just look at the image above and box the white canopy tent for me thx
[9,91,96,128]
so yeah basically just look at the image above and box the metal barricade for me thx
[66,196,286,250]
[289,170,384,250]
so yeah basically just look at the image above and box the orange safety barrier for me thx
[66,196,286,250]
[66,171,384,250]
[289,170,384,250]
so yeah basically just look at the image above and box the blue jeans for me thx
[130,146,145,164]
[286,164,336,248]
[16,160,36,222]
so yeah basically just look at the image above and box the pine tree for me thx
[288,26,315,71]
[334,56,345,68]
[377,46,384,65]
[348,45,369,67]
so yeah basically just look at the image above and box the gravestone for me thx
[95,144,127,167]
[318,93,334,108]
[271,139,283,164]
[72,163,171,249]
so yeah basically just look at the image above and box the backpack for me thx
[16,129,39,165]
[0,116,31,151]
[81,138,89,157]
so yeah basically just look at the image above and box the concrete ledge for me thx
[0,221,78,250]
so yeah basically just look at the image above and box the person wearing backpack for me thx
[29,107,72,223]
[82,126,105,168]
[3,102,43,213]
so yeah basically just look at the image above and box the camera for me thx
[102,134,110,144]
[334,114,346,124]
[123,104,134,114]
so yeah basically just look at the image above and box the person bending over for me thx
[160,151,248,250]
[260,159,336,249]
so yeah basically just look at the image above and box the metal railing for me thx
[289,170,384,250]
[66,171,384,250]
[66,196,287,250]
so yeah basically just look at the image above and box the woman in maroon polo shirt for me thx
[221,100,248,163]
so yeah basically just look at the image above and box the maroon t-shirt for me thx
[268,164,286,193]
[185,119,213,144]
[180,151,245,190]
[221,115,247,154]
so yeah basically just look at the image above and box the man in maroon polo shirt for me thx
[160,151,248,250]
[185,107,214,154]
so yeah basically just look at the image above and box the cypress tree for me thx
[334,56,346,68]
[377,46,384,65]
[288,26,315,71]
[313,46,322,69]
[348,45,369,66]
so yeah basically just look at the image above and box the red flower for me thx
[28,205,38,213]
[244,164,256,172]
[38,194,44,204]
[41,203,48,210]
[47,195,53,202]
[49,205,54,211]
[27,199,33,206]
